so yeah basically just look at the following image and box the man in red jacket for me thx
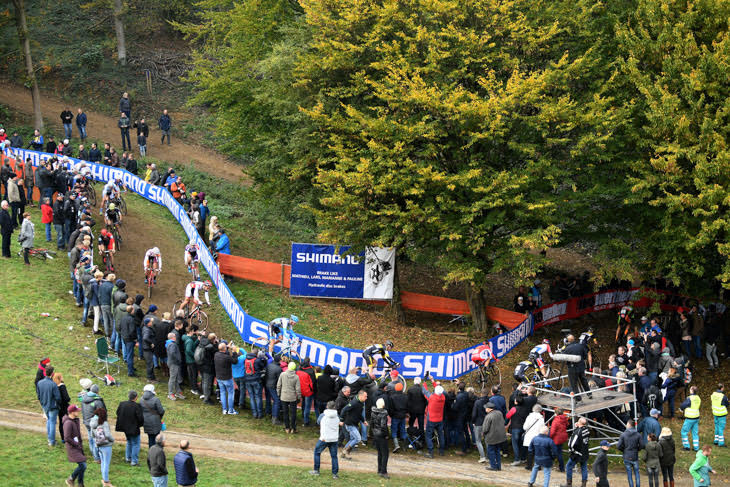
[550,407,569,472]
[420,375,446,458]
[296,366,315,426]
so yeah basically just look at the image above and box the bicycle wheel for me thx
[42,250,57,260]
[194,309,209,332]
[113,226,123,251]
[86,186,96,206]
[119,196,127,215]
[147,275,153,299]
[31,250,47,260]
[173,300,189,318]
[486,364,502,389]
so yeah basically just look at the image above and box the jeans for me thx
[125,433,141,464]
[624,459,640,487]
[647,465,659,487]
[473,425,486,459]
[99,444,112,481]
[202,372,214,402]
[715,414,727,446]
[681,418,700,450]
[234,378,246,407]
[425,420,445,454]
[139,144,146,157]
[187,363,199,392]
[282,401,297,431]
[121,128,131,151]
[265,386,280,418]
[71,461,86,484]
[344,424,361,450]
[375,435,389,474]
[100,304,112,336]
[529,464,551,487]
[161,130,170,145]
[706,342,719,368]
[26,184,34,204]
[409,413,425,435]
[246,381,263,418]
[219,378,235,412]
[682,339,692,358]
[151,475,168,487]
[45,222,51,241]
[53,223,64,249]
[314,440,339,474]
[64,220,73,248]
[78,124,87,140]
[137,327,144,359]
[566,457,588,483]
[63,123,73,139]
[487,443,502,470]
[168,364,182,395]
[144,350,156,380]
[665,389,676,418]
[511,428,525,461]
[42,186,53,201]
[148,433,157,448]
[124,340,136,376]
[661,465,674,483]
[81,295,91,323]
[556,442,565,471]
[391,417,406,441]
[302,395,314,425]
[693,335,702,358]
[43,408,58,445]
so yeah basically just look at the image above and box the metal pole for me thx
[280,261,285,291]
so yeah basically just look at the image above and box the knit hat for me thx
[148,304,158,313]
[376,398,385,409]
[413,377,421,385]
[288,361,297,371]
[434,386,444,395]
[79,378,93,390]
[485,402,496,410]
[394,383,404,392]
[90,384,99,394]
[143,384,156,393]
[390,370,399,378]
[659,427,672,438]
[115,279,126,289]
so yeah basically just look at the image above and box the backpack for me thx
[194,343,206,366]
[245,357,256,376]
[683,366,693,386]
[94,424,108,445]
[645,385,661,410]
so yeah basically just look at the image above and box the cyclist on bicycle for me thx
[528,339,554,379]
[513,360,532,383]
[184,241,200,276]
[267,315,299,355]
[180,280,212,310]
[105,202,122,229]
[97,228,116,271]
[100,177,122,214]
[362,341,397,374]
[471,342,496,369]
[144,247,162,284]
[616,306,634,348]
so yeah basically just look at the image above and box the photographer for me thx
[214,341,240,415]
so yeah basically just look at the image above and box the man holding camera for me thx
[214,341,240,415]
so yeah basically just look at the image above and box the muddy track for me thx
[0,83,247,184]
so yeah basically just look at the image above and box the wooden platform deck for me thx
[537,389,635,415]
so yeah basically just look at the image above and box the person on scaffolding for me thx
[563,334,592,401]
[528,339,554,381]
[579,327,598,370]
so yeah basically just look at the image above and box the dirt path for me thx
[0,83,247,184]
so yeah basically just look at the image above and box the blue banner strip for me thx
[5,148,533,379]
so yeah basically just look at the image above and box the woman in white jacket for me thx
[522,404,546,470]
[18,211,34,264]
[311,400,340,479]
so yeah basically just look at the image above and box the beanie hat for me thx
[79,378,93,390]
[148,304,158,313]
[413,377,421,385]
[90,384,100,394]
[434,386,444,395]
[376,398,385,409]
[288,361,297,371]
[394,383,404,392]
[389,370,399,378]
[143,384,156,393]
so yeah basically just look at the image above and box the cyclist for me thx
[184,240,200,277]
[180,280,212,310]
[513,360,532,383]
[616,306,633,348]
[105,202,122,229]
[362,341,397,374]
[143,247,162,284]
[267,314,299,355]
[97,228,116,271]
[470,342,496,369]
[528,339,554,379]
[579,327,598,369]
[100,177,122,214]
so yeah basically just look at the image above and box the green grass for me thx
[2,427,490,487]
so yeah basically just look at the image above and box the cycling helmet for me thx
[385,340,394,349]
[204,280,212,287]
[108,203,116,210]
[100,228,108,236]
[115,177,122,183]
[587,327,594,333]
[189,239,197,246]
[290,315,299,324]
[542,338,550,345]
[152,247,160,255]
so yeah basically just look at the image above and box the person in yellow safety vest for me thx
[711,383,729,447]
[680,385,701,451]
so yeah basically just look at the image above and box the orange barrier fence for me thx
[217,253,527,328]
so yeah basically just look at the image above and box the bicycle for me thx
[83,183,96,207]
[100,250,114,273]
[107,222,123,251]
[145,267,159,298]
[255,335,302,361]
[111,192,127,216]
[468,361,502,393]
[16,248,57,260]
[188,261,200,281]
[172,300,209,332]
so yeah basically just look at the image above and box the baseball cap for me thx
[600,440,610,447]
[485,402,496,409]
[650,408,661,416]
[390,370,399,378]
[67,404,80,414]
[143,384,156,393]
[641,316,648,321]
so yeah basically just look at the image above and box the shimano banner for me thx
[290,243,395,300]
[4,147,532,379]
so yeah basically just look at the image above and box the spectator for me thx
[198,199,209,238]
[680,385,701,451]
[482,401,506,471]
[52,372,71,442]
[35,357,51,385]
[244,350,266,419]
[141,383,165,447]
[116,112,131,152]
[89,407,115,487]
[115,390,144,467]
[120,300,138,377]
[523,404,545,470]
[231,345,247,411]
[645,433,661,487]
[340,389,368,458]
[139,317,156,382]
[711,383,728,447]
[679,308,692,358]
[88,143,102,164]
[298,357,316,426]
[76,108,87,141]
[527,425,558,487]
[690,304,704,359]
[638,408,662,444]
[452,381,471,455]
[173,440,198,487]
[166,332,185,401]
[149,164,161,186]
[29,129,43,151]
[39,196,52,242]
[0,200,12,258]
[23,158,34,207]
[277,361,302,433]
[52,194,65,249]
[659,427,676,487]
[689,445,715,487]
[592,440,610,487]
[36,365,61,446]
[386,381,408,454]
[7,175,20,227]
[46,135,57,154]
[10,130,23,148]
[153,313,172,375]
[407,376,427,435]
[119,92,131,118]
[508,384,537,465]
[310,400,339,479]
[159,109,171,145]
[471,391,489,463]
[618,418,644,487]
[421,380,446,459]
[148,433,168,487]
[62,404,87,487]
[80,382,106,463]
[705,316,721,370]
[198,333,218,405]
[315,364,337,421]
[182,327,201,396]
[265,354,283,424]
[214,227,230,255]
[662,366,682,418]
[214,341,240,415]
[564,416,590,487]
[137,130,147,158]
[371,397,390,479]
[98,273,114,338]
[550,407,569,473]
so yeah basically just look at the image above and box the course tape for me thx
[6,148,532,379]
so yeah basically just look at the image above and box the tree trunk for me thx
[112,0,127,65]
[388,256,406,325]
[465,283,489,333]
[12,0,42,130]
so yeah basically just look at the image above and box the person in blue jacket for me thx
[173,439,198,486]
[527,425,558,487]
[214,228,230,255]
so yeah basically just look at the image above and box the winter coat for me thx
[142,325,156,352]
[140,390,165,435]
[471,396,489,426]
[264,360,282,389]
[659,435,676,467]
[182,335,199,364]
[643,439,661,469]
[689,450,712,486]
[80,391,106,428]
[315,366,337,403]
[7,179,20,203]
[98,279,114,306]
[387,390,409,420]
[19,218,34,248]
[119,96,131,114]
[334,390,351,413]
[198,337,216,374]
[158,114,171,131]
[36,376,61,411]
[568,425,591,461]
[51,200,65,225]
[276,369,301,403]
[529,433,558,468]
[89,416,115,446]
[340,397,366,426]
[167,339,182,367]
[243,353,267,383]
[115,400,144,437]
[153,320,172,358]
[422,385,446,423]
[618,426,644,462]
[592,448,609,483]
[370,406,389,438]
[62,415,86,463]
[147,443,168,477]
[638,416,662,444]
[296,370,314,397]
[173,450,197,486]
[318,408,340,443]
[550,413,570,445]
[482,409,507,445]
[522,411,546,447]
[407,384,427,415]
[120,313,137,342]
[214,351,238,380]
[41,203,53,224]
